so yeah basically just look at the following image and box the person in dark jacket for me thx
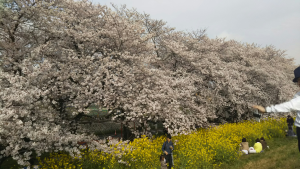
[287,115,294,129]
[287,115,296,136]
[260,137,269,151]
[162,134,174,169]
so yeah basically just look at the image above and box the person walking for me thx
[162,134,174,169]
[252,66,300,152]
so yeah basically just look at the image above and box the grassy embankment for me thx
[218,137,300,169]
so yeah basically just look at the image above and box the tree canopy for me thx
[0,0,298,165]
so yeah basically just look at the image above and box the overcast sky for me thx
[93,0,300,65]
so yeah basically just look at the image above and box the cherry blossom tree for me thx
[0,0,298,165]
[112,5,298,123]
[0,0,156,165]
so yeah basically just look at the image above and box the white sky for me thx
[93,0,300,65]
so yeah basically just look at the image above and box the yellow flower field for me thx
[38,117,290,169]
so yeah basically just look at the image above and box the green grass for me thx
[217,137,300,169]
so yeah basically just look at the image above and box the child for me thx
[160,155,167,169]
[239,138,249,155]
